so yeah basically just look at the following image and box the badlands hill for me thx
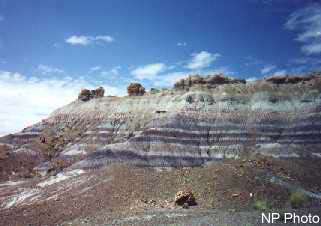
[1,73,321,225]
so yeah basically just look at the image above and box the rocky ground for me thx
[1,157,321,226]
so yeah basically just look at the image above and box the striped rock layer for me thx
[1,80,321,171]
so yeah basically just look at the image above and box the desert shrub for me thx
[253,200,269,211]
[290,191,308,209]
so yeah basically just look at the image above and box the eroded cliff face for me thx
[1,74,321,217]
[1,74,321,176]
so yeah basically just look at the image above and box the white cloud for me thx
[90,66,121,76]
[131,63,166,80]
[186,51,220,70]
[65,35,114,46]
[204,67,234,75]
[274,70,287,76]
[95,36,114,43]
[301,42,321,55]
[177,42,187,46]
[89,66,102,73]
[292,57,321,65]
[109,66,121,75]
[0,15,4,22]
[37,64,64,75]
[261,65,276,74]
[152,71,187,87]
[65,36,91,46]
[100,66,122,79]
[285,3,321,55]
[0,71,123,136]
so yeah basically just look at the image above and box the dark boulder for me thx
[127,83,145,96]
[91,87,105,98]
[78,89,92,101]
[174,190,197,206]
[78,87,105,101]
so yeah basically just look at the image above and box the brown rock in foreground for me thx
[174,190,197,206]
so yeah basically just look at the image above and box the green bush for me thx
[290,191,308,209]
[253,200,269,211]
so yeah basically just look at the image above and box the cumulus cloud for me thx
[274,70,287,76]
[109,66,121,76]
[131,63,167,80]
[37,64,64,75]
[89,66,102,73]
[152,71,187,87]
[285,3,321,55]
[100,66,122,81]
[65,35,114,46]
[186,51,220,70]
[261,65,276,74]
[0,71,123,136]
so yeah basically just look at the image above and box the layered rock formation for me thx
[2,73,321,225]
[1,73,321,175]
[264,72,321,85]
[174,74,246,90]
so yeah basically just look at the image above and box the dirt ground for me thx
[1,156,321,226]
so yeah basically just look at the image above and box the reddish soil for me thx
[1,157,321,226]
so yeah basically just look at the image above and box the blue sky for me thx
[0,0,321,135]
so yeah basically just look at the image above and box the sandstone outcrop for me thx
[78,87,105,101]
[127,83,145,96]
[265,73,321,85]
[174,74,246,90]
[1,73,321,175]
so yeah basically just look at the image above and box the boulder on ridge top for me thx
[127,83,146,96]
[78,87,105,101]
